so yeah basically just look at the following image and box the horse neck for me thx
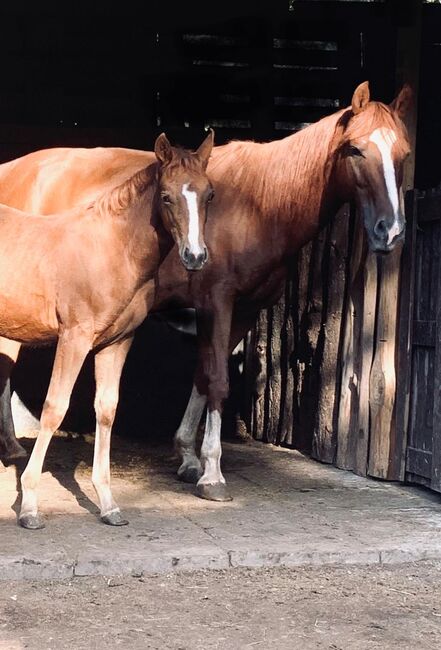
[94,166,162,261]
[214,111,345,253]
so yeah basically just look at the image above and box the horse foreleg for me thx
[19,328,92,529]
[92,336,133,526]
[175,384,207,484]
[0,338,25,461]
[195,290,234,502]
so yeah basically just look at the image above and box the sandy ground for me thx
[1,562,441,650]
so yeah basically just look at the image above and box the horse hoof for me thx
[196,483,233,502]
[101,510,129,526]
[178,465,203,484]
[19,513,45,530]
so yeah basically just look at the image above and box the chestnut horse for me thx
[0,130,214,528]
[0,82,410,503]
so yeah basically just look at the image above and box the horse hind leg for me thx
[174,383,207,484]
[92,337,133,526]
[19,328,92,529]
[0,338,26,461]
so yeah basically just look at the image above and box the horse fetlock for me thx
[101,507,129,527]
[177,459,203,484]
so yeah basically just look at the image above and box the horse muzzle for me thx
[369,217,405,254]
[180,245,209,271]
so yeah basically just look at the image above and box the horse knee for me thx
[208,378,229,410]
[41,397,69,432]
[94,390,118,429]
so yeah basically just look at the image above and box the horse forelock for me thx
[161,147,204,175]
[339,101,410,154]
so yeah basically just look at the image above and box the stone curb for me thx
[2,546,441,581]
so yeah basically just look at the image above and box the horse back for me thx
[0,146,154,214]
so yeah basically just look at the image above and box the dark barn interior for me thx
[1,1,441,488]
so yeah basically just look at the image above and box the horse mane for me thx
[210,110,344,220]
[93,164,157,218]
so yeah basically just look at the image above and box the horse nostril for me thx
[202,247,208,263]
[374,218,387,239]
[183,247,190,262]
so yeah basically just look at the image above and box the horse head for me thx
[334,81,412,253]
[154,130,215,271]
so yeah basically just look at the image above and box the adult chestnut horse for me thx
[0,82,410,503]
[0,131,214,529]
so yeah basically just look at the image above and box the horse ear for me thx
[390,84,413,120]
[195,128,215,170]
[154,133,173,165]
[351,81,370,115]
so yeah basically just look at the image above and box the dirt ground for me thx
[1,562,441,650]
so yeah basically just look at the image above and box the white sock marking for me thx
[182,183,204,256]
[369,127,401,244]
[198,409,225,485]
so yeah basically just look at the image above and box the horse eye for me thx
[161,193,172,204]
[348,145,364,158]
[207,190,215,203]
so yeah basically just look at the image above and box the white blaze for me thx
[182,183,203,255]
[368,127,401,244]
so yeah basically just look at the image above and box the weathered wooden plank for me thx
[431,201,441,492]
[297,229,328,453]
[354,248,378,476]
[407,447,432,480]
[279,275,295,446]
[384,0,422,480]
[292,241,313,451]
[311,206,349,464]
[368,247,401,479]
[266,299,285,444]
[252,310,268,441]
[336,212,364,470]
[390,190,418,481]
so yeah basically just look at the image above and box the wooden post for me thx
[312,206,350,463]
[368,0,422,479]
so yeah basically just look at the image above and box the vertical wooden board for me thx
[391,190,418,480]
[336,212,364,470]
[312,206,349,463]
[279,276,295,446]
[292,241,313,451]
[431,205,441,491]
[252,310,268,441]
[354,249,378,475]
[297,229,328,453]
[266,298,285,443]
[368,247,401,479]
[242,329,255,436]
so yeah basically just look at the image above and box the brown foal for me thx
[1,130,214,529]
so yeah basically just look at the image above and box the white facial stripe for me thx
[182,183,203,255]
[368,127,400,244]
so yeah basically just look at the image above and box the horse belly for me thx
[0,292,58,345]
